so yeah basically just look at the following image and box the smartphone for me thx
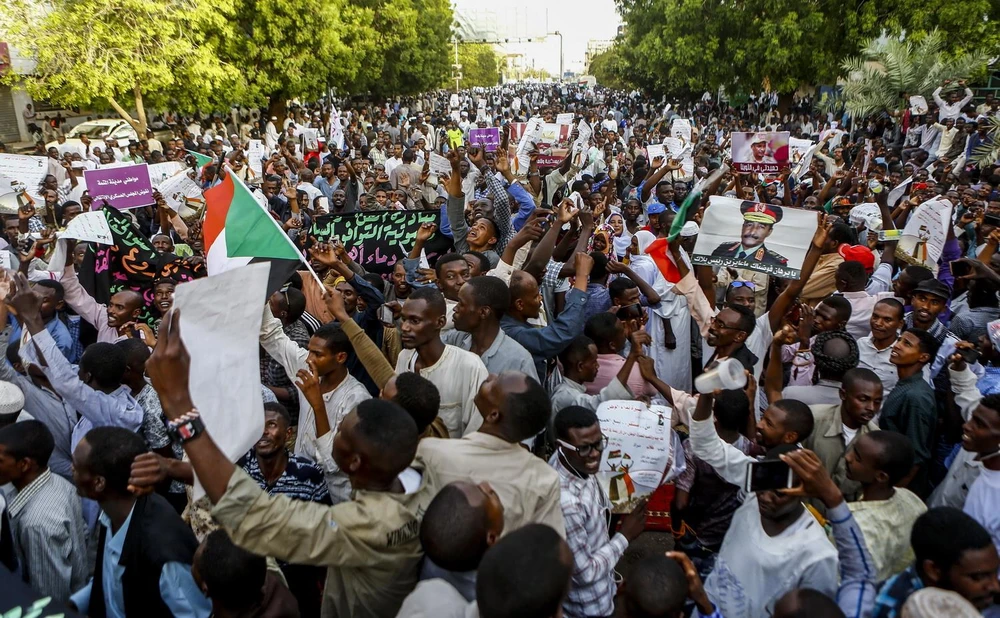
[960,347,982,364]
[378,305,394,324]
[616,303,644,321]
[744,459,794,493]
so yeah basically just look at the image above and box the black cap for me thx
[914,278,950,301]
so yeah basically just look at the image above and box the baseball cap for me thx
[838,244,875,273]
[647,203,666,215]
[914,278,950,301]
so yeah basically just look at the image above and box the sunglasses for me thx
[729,281,756,291]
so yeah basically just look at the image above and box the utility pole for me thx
[553,31,563,81]
[453,36,461,92]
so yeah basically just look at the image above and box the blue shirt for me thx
[501,287,590,380]
[9,316,76,363]
[70,506,212,618]
[872,565,924,618]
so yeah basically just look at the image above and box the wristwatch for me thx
[167,410,205,444]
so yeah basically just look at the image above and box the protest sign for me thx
[511,96,521,112]
[909,95,929,115]
[896,197,953,272]
[428,152,453,177]
[792,143,820,180]
[789,138,814,165]
[670,118,692,143]
[596,400,673,513]
[849,203,882,235]
[469,127,501,152]
[691,196,819,279]
[0,154,48,205]
[887,176,913,207]
[663,137,694,177]
[311,210,453,275]
[60,210,113,244]
[509,120,572,170]
[157,171,204,217]
[248,139,265,175]
[646,143,666,163]
[173,262,268,500]
[731,131,789,174]
[84,164,154,209]
[147,162,185,189]
[556,112,574,125]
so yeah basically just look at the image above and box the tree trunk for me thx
[133,85,148,136]
[268,98,287,125]
[106,97,141,135]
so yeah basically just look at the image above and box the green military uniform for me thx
[804,403,879,504]
[710,242,789,266]
[212,463,436,618]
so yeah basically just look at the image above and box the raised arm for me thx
[766,214,830,333]
[58,264,107,330]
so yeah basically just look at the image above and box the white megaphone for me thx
[695,357,747,394]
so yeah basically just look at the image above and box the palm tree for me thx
[838,30,990,120]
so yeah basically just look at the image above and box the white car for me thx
[45,119,139,152]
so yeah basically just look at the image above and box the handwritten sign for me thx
[84,164,154,209]
[311,210,453,275]
[556,113,574,125]
[60,210,113,244]
[248,139,265,176]
[469,127,500,152]
[0,154,48,205]
[428,152,453,177]
[596,400,673,513]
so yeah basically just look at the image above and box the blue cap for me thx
[647,203,666,215]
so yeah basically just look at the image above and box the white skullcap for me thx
[901,589,979,618]
[0,381,25,416]
[680,221,700,237]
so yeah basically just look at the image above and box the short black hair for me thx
[264,401,291,426]
[836,260,869,289]
[80,342,128,389]
[466,276,510,320]
[912,507,994,576]
[589,251,608,279]
[434,253,469,279]
[554,406,599,442]
[34,279,65,301]
[558,335,596,372]
[501,374,551,442]
[842,367,881,392]
[390,372,441,433]
[728,303,757,335]
[829,221,857,245]
[408,286,447,318]
[283,287,306,323]
[874,297,904,320]
[313,322,351,356]
[714,389,750,432]
[608,277,638,303]
[774,588,846,617]
[197,530,266,611]
[83,426,147,494]
[773,399,814,441]
[584,312,622,348]
[0,420,54,467]
[477,524,571,618]
[354,399,418,476]
[464,251,491,274]
[420,482,492,572]
[820,294,853,323]
[865,430,915,485]
[906,328,942,360]
[116,337,151,370]
[903,265,935,286]
[624,554,688,618]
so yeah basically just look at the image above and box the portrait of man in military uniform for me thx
[711,201,789,266]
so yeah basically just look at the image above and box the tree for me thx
[838,31,989,119]
[614,0,999,96]
[588,47,630,90]
[0,0,242,133]
[448,43,501,89]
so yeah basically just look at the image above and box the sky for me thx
[451,0,622,77]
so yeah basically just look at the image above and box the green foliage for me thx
[449,43,502,89]
[588,47,630,91]
[838,31,989,119]
[614,0,999,96]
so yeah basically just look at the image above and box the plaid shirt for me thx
[872,565,923,618]
[551,454,628,618]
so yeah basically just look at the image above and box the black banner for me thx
[79,206,205,325]
[311,210,454,275]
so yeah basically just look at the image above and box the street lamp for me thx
[549,31,563,82]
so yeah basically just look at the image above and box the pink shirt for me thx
[585,353,657,398]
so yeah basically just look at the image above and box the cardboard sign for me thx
[469,127,501,152]
[83,163,154,209]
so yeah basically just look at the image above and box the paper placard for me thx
[59,210,113,244]
[556,113,574,125]
[148,161,186,189]
[157,172,203,215]
[670,118,692,143]
[596,400,673,513]
[731,131,790,174]
[0,154,48,205]
[469,127,501,152]
[909,95,929,115]
[173,262,269,500]
[896,197,953,272]
[646,143,666,163]
[248,139,265,176]
[429,152,453,177]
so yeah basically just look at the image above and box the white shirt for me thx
[858,335,899,397]
[396,345,488,438]
[963,467,1000,550]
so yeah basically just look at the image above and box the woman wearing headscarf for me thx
[608,212,632,261]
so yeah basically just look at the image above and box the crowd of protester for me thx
[1,80,1000,618]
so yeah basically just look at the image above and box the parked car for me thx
[45,119,172,151]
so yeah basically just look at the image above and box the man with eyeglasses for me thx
[550,405,649,618]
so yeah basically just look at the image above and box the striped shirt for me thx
[8,469,88,603]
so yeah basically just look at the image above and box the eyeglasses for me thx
[728,281,756,291]
[711,317,745,332]
[557,436,609,457]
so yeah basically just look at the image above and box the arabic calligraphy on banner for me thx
[311,210,454,274]
[83,163,155,210]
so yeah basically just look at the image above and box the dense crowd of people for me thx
[1,79,1000,618]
